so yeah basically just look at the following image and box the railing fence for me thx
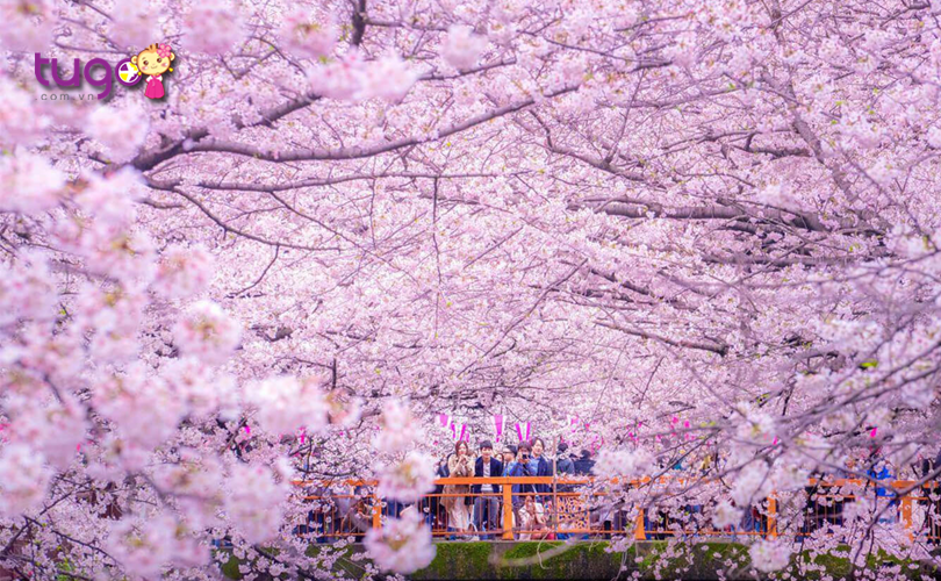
[294,477,941,543]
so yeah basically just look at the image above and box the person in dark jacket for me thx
[573,449,595,475]
[554,442,577,540]
[556,442,576,475]
[430,453,451,530]
[472,440,504,539]
[555,442,577,494]
[530,437,554,495]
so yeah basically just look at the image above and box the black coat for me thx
[573,457,595,475]
[434,461,449,494]
[472,457,504,494]
[533,456,553,493]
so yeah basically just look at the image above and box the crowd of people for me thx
[428,438,595,540]
[295,439,941,543]
[297,437,598,541]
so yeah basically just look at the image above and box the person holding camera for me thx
[506,441,536,509]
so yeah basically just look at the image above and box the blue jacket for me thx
[472,457,503,494]
[868,466,894,498]
[506,460,535,496]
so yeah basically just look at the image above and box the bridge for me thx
[294,476,941,542]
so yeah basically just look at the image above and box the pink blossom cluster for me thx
[364,510,436,574]
[278,6,336,59]
[748,539,792,573]
[87,103,150,163]
[0,150,65,214]
[244,375,329,436]
[441,25,488,70]
[151,243,215,299]
[377,451,437,503]
[224,462,290,544]
[374,399,423,453]
[308,52,420,102]
[173,300,243,364]
[591,447,653,479]
[0,443,53,517]
[181,0,246,55]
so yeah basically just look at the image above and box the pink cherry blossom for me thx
[161,356,238,418]
[442,25,488,70]
[173,300,242,365]
[4,393,86,469]
[0,75,49,145]
[181,0,245,55]
[711,500,742,529]
[74,282,147,363]
[364,510,436,574]
[151,243,215,299]
[279,6,336,59]
[308,51,366,101]
[74,167,144,226]
[0,443,52,517]
[927,125,941,149]
[0,0,54,51]
[87,102,150,163]
[374,399,423,453]
[54,219,157,282]
[377,451,436,503]
[224,462,289,544]
[591,447,653,479]
[5,324,84,384]
[92,363,186,448]
[0,250,57,327]
[730,462,773,508]
[749,539,792,573]
[244,375,329,436]
[107,513,208,577]
[0,150,65,214]
[109,2,155,50]
[359,55,421,102]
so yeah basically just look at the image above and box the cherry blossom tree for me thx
[1,0,940,578]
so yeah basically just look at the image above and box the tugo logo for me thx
[34,42,175,101]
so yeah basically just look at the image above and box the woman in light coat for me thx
[443,441,474,534]
[518,494,549,540]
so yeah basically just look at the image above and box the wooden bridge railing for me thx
[292,477,940,542]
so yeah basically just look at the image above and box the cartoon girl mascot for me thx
[132,43,175,99]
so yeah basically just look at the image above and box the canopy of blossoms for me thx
[1,0,940,578]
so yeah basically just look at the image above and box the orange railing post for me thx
[901,494,913,541]
[372,494,382,530]
[502,479,514,540]
[634,509,646,540]
[767,494,777,539]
